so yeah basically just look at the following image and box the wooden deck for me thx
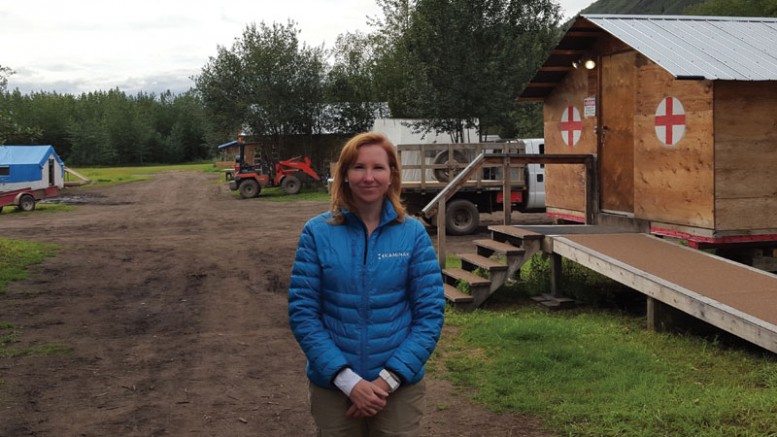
[543,231,777,354]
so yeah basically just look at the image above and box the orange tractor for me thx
[228,142,321,198]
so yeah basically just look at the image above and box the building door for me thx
[599,51,635,214]
[48,158,55,186]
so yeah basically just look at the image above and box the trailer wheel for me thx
[446,199,479,235]
[238,179,260,198]
[18,194,36,212]
[282,175,301,195]
[432,150,468,182]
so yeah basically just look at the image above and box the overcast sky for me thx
[1,0,592,96]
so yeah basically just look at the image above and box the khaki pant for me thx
[309,380,426,437]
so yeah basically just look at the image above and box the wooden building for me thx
[519,15,777,249]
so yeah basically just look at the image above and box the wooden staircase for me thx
[442,225,544,310]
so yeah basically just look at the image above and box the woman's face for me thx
[347,143,391,210]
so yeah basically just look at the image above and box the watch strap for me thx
[379,369,400,392]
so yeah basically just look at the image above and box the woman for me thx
[288,132,445,436]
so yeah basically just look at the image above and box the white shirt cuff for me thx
[334,368,363,396]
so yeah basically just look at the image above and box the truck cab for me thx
[521,138,546,211]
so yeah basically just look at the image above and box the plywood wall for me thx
[633,61,715,229]
[714,81,777,231]
[544,66,597,214]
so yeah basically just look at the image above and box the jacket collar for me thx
[342,198,398,229]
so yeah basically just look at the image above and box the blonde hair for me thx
[329,132,405,225]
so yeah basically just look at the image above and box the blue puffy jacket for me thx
[288,199,445,389]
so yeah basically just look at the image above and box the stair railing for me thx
[421,152,598,268]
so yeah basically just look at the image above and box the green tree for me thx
[324,31,389,134]
[195,21,327,158]
[369,0,428,118]
[16,91,78,157]
[67,91,116,165]
[194,46,245,140]
[685,0,777,16]
[1,66,210,165]
[0,67,42,145]
[403,0,561,141]
[162,91,209,162]
[364,0,560,141]
[0,65,10,92]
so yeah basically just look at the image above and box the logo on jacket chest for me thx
[377,251,410,261]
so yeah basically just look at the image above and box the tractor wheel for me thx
[432,150,468,182]
[238,179,260,198]
[445,199,479,235]
[18,194,36,212]
[282,175,301,195]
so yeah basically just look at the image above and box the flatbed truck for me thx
[398,139,546,235]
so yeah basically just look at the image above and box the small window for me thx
[0,166,9,177]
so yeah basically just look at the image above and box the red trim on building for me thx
[547,211,586,223]
[650,226,777,248]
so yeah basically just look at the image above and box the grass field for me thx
[0,238,69,360]
[437,304,777,436]
[67,162,216,187]
[71,163,332,202]
[0,238,57,294]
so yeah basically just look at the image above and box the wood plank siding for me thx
[714,81,777,231]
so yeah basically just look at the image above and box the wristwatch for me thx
[379,369,400,392]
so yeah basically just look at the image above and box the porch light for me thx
[573,57,597,70]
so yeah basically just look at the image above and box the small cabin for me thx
[519,14,777,248]
[0,145,65,194]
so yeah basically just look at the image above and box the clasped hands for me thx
[346,377,392,418]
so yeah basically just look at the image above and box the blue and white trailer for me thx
[0,145,65,212]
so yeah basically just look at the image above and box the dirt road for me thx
[0,170,551,436]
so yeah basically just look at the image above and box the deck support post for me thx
[549,253,563,297]
[647,297,684,332]
[502,155,512,226]
[436,198,447,269]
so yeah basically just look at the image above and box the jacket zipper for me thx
[363,230,369,264]
[361,222,369,374]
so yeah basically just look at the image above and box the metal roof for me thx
[0,145,63,167]
[518,14,777,101]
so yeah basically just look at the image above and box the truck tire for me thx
[432,150,468,182]
[281,174,301,195]
[238,179,260,198]
[18,194,36,212]
[446,199,479,235]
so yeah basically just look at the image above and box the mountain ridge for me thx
[578,0,707,16]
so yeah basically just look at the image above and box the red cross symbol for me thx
[560,106,582,147]
[655,97,686,146]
